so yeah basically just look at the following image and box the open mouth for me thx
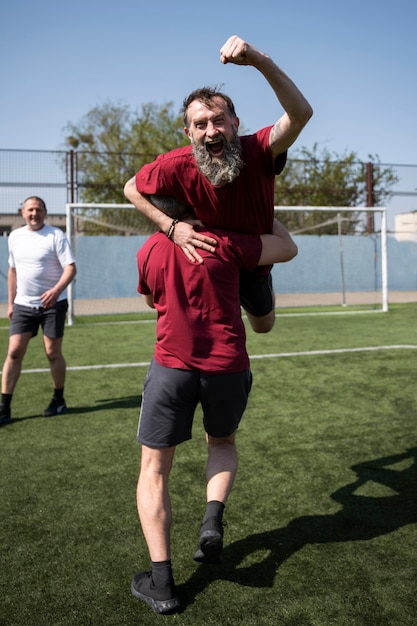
[205,139,224,158]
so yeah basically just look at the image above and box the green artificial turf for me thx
[0,304,416,625]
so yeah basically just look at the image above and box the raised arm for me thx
[124,177,217,264]
[258,218,298,266]
[219,35,313,158]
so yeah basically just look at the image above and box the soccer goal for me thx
[65,203,388,324]
[273,206,388,313]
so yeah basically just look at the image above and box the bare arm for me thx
[41,263,77,308]
[7,267,17,320]
[142,293,155,309]
[258,219,298,266]
[219,36,313,158]
[124,177,217,264]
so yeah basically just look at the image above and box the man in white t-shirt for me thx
[0,197,76,425]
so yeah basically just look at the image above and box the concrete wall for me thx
[0,234,416,303]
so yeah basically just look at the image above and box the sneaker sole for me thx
[131,580,180,614]
[42,406,67,417]
[193,529,223,564]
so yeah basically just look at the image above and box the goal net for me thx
[273,206,387,312]
[65,203,388,324]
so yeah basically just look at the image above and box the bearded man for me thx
[124,35,312,333]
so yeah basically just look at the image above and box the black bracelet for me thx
[166,219,179,239]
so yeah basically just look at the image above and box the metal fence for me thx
[1,148,416,235]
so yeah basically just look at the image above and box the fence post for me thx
[366,162,375,233]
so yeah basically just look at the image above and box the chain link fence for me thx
[1,148,416,236]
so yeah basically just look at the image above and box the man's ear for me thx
[184,127,192,141]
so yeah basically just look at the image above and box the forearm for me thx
[258,220,298,265]
[7,268,16,306]
[42,264,76,307]
[142,293,155,309]
[272,218,298,259]
[123,176,217,263]
[124,177,172,233]
[252,52,313,128]
[56,263,76,294]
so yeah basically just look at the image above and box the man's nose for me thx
[206,121,220,136]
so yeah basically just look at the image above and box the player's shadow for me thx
[72,394,142,414]
[178,447,417,607]
[0,394,142,424]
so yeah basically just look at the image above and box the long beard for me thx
[192,133,244,186]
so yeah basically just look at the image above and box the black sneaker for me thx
[0,404,11,425]
[131,571,180,614]
[193,516,224,564]
[42,398,67,417]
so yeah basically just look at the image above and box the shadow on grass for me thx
[178,447,417,607]
[0,394,142,424]
[70,394,142,414]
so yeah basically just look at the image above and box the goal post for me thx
[65,203,388,324]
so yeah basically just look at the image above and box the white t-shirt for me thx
[8,224,76,308]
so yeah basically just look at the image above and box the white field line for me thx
[13,344,417,375]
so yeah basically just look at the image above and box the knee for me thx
[7,344,26,361]
[246,309,275,334]
[207,433,236,448]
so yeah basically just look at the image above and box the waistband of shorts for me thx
[14,299,68,312]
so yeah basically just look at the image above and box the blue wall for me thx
[0,234,416,302]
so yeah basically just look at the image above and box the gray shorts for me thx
[138,359,253,448]
[10,300,68,339]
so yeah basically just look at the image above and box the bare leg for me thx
[205,432,238,503]
[1,332,32,394]
[246,308,275,334]
[136,445,176,562]
[43,336,66,389]
[194,432,238,564]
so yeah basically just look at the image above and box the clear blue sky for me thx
[1,0,416,225]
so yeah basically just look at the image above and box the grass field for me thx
[0,304,416,625]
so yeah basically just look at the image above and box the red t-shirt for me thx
[135,126,286,236]
[137,229,262,373]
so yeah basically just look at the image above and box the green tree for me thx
[63,100,188,233]
[275,144,398,234]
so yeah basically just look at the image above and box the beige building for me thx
[395,211,417,242]
[0,213,67,236]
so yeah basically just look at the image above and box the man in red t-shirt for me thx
[131,196,297,614]
[125,35,312,334]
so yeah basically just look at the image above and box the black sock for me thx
[53,388,64,402]
[151,560,173,587]
[1,393,12,409]
[203,500,225,524]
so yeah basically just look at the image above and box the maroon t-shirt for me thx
[137,229,262,373]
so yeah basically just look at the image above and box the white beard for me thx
[192,133,244,186]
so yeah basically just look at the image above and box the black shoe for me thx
[131,571,180,614]
[193,516,224,564]
[0,404,11,425]
[42,398,67,417]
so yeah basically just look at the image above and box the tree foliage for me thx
[64,100,189,233]
[274,144,398,234]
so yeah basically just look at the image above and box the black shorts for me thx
[138,359,253,448]
[10,300,68,339]
[239,269,275,317]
